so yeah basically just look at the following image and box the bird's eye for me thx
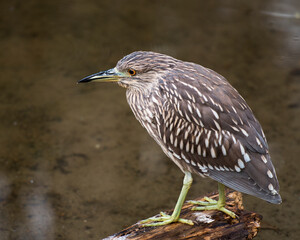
[128,69,136,76]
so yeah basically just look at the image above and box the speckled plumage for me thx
[80,51,281,205]
[117,51,281,204]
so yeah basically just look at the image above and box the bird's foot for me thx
[188,197,236,218]
[139,211,194,227]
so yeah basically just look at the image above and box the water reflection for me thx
[25,188,54,240]
[262,11,300,19]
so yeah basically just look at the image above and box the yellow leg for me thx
[189,182,236,218]
[140,171,194,227]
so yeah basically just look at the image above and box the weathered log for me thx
[104,190,262,240]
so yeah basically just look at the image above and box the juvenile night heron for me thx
[79,51,281,226]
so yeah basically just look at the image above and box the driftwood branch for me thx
[104,190,262,240]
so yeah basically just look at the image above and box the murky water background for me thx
[0,0,299,239]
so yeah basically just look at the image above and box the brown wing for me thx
[154,63,281,204]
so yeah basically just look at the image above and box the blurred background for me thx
[0,0,299,239]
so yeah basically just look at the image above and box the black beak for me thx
[78,68,121,83]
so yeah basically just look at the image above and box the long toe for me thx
[190,198,237,218]
[140,212,193,227]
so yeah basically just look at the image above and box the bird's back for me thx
[126,53,281,204]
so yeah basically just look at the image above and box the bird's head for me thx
[78,51,177,89]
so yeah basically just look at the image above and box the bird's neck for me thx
[126,85,159,123]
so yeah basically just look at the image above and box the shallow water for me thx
[0,0,299,239]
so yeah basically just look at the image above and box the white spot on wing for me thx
[218,104,223,112]
[180,140,184,150]
[170,133,174,144]
[184,130,189,140]
[218,134,222,145]
[211,109,219,119]
[186,141,190,152]
[221,145,227,156]
[240,144,245,155]
[196,108,202,118]
[230,125,240,132]
[231,106,237,113]
[173,152,181,159]
[197,145,201,155]
[261,155,267,163]
[197,163,207,172]
[188,103,193,114]
[210,147,216,158]
[267,170,273,178]
[231,118,238,125]
[199,120,204,127]
[205,138,209,148]
[268,183,274,191]
[174,137,178,147]
[213,120,221,130]
[152,96,160,105]
[163,134,166,144]
[232,135,237,144]
[191,144,194,154]
[237,159,245,169]
[240,128,249,137]
[185,112,191,122]
[256,137,263,148]
[207,130,211,140]
[192,116,200,125]
[181,153,190,164]
[234,165,241,172]
[244,153,251,162]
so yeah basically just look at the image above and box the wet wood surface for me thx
[104,190,262,240]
